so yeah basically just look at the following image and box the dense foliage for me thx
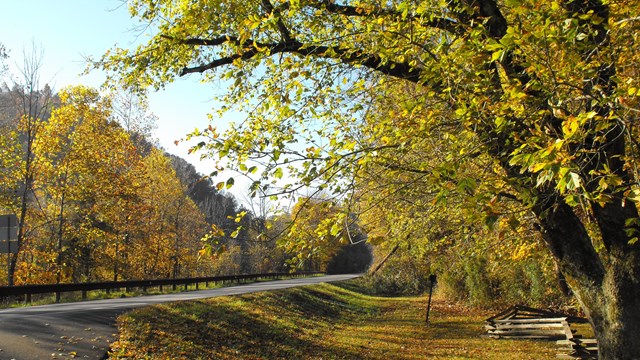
[97,0,640,356]
[0,80,308,285]
[0,85,211,284]
[0,72,367,287]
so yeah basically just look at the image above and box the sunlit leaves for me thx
[101,0,640,287]
[279,197,352,269]
[6,86,213,283]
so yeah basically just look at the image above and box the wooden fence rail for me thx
[0,272,322,303]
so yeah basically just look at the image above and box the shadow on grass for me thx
[112,281,542,360]
[274,286,378,319]
[113,287,372,359]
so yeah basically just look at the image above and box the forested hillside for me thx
[0,56,370,288]
[0,82,210,285]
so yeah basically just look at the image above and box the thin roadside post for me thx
[6,216,10,285]
[1,215,18,285]
[425,274,437,324]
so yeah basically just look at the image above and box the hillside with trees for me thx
[0,50,369,289]
[0,81,211,285]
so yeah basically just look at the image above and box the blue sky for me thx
[0,0,237,178]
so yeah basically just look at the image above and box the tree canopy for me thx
[97,0,640,357]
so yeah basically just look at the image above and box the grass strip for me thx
[109,280,557,359]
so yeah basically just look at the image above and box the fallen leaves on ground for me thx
[108,281,556,359]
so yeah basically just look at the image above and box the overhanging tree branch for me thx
[169,0,606,303]
[269,0,464,35]
[176,37,430,87]
[262,0,294,42]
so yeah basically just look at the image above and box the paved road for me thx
[0,274,359,360]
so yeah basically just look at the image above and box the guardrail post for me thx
[25,294,31,304]
[159,284,163,292]
[55,292,61,303]
[82,290,87,300]
[172,283,177,291]
[184,282,188,291]
[195,281,199,290]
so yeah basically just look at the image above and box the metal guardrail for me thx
[0,272,322,303]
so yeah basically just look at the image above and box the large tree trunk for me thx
[588,202,640,359]
[590,256,640,359]
[535,196,640,359]
[478,0,639,355]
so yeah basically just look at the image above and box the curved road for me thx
[0,274,359,359]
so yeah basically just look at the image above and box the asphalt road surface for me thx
[0,274,359,360]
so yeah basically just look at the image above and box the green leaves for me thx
[102,0,640,303]
[226,177,235,189]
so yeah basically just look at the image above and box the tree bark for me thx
[534,195,640,359]
[369,243,400,276]
[553,260,571,297]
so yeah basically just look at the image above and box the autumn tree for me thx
[30,86,144,283]
[352,81,559,301]
[109,87,157,137]
[108,86,158,157]
[22,86,212,283]
[0,47,54,285]
[137,148,209,280]
[281,197,359,271]
[240,194,291,273]
[99,0,640,356]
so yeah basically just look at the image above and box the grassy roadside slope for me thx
[108,281,556,359]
